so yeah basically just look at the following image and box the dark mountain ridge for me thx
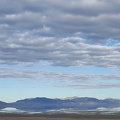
[0,101,7,109]
[1,97,120,111]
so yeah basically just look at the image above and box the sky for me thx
[1,0,120,102]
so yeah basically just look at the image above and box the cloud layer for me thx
[1,0,120,40]
[0,35,120,68]
[0,68,120,89]
[0,0,120,68]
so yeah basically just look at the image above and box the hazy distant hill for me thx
[1,97,120,111]
[0,101,7,109]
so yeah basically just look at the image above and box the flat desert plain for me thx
[0,113,120,120]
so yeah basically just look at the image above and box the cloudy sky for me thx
[1,0,120,102]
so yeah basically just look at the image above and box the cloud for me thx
[0,68,120,89]
[1,0,120,40]
[0,33,120,68]
[0,0,120,68]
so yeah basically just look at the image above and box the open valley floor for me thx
[0,113,120,120]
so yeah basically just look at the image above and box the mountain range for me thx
[1,97,120,111]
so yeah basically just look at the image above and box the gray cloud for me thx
[0,0,120,68]
[1,0,120,40]
[0,68,120,89]
[0,34,120,68]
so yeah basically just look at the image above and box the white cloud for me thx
[0,68,120,89]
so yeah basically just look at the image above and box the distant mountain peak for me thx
[105,98,120,100]
[62,96,79,100]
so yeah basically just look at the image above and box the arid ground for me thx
[0,113,120,120]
